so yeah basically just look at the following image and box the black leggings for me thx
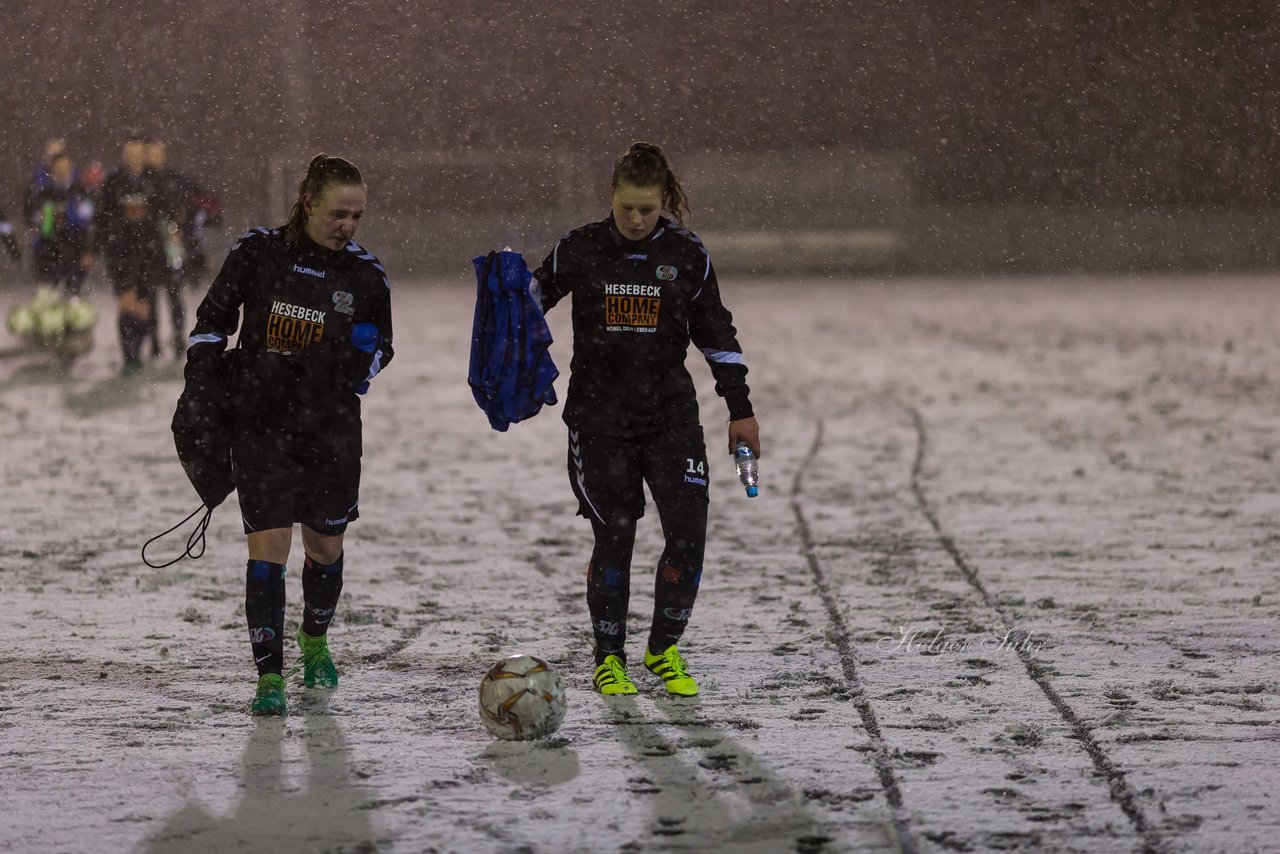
[151,270,185,353]
[587,492,707,663]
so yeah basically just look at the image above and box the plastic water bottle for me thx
[733,441,759,498]
[163,221,185,271]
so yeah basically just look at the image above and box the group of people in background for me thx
[0,133,221,374]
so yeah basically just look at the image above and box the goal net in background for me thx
[267,149,911,278]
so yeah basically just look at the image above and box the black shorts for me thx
[232,444,360,536]
[567,425,709,524]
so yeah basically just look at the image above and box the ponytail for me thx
[610,142,690,227]
[284,153,365,241]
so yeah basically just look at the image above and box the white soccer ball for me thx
[64,298,98,332]
[478,654,567,741]
[7,304,35,338]
[35,303,66,340]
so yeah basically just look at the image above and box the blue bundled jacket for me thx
[469,250,558,431]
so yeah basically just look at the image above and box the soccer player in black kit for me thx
[176,155,393,715]
[532,142,762,696]
[91,134,168,375]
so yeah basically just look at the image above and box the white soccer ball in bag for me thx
[36,303,66,339]
[64,298,98,332]
[478,654,567,741]
[7,304,35,337]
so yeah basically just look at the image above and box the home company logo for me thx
[603,283,660,333]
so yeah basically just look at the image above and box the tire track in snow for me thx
[905,404,1167,854]
[360,620,427,666]
[790,416,920,854]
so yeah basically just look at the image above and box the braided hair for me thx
[610,142,690,226]
[284,153,365,241]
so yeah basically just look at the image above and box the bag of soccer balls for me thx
[478,654,567,741]
[5,285,97,359]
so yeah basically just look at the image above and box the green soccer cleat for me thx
[296,628,339,688]
[644,644,699,696]
[250,673,287,716]
[593,654,638,695]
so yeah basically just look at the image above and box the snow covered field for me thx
[2,274,1278,853]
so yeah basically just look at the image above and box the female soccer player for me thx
[532,141,761,697]
[176,154,393,715]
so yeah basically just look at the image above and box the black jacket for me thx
[181,226,394,461]
[533,214,752,436]
[25,179,94,268]
[91,168,166,284]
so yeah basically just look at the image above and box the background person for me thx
[90,133,166,375]
[22,138,68,220]
[145,136,203,357]
[529,141,762,698]
[175,153,393,716]
[0,205,21,266]
[25,150,94,297]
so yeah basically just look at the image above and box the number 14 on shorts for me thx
[684,457,707,487]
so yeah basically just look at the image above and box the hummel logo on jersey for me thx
[292,264,326,279]
[625,252,648,260]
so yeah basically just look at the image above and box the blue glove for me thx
[351,322,380,395]
[352,322,379,354]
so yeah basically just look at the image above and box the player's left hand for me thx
[728,416,761,459]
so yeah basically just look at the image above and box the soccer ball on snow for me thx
[478,655,567,741]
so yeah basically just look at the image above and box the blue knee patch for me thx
[603,568,625,588]
[306,553,344,574]
[248,560,285,581]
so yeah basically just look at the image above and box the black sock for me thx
[648,561,702,655]
[587,518,636,665]
[302,552,344,637]
[588,560,631,665]
[246,560,286,676]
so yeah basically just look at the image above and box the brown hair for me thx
[284,153,365,241]
[610,141,690,226]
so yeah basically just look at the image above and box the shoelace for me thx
[664,650,689,679]
[298,636,332,671]
[598,658,631,684]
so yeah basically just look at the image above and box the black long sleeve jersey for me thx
[91,169,165,270]
[534,214,752,437]
[185,226,393,458]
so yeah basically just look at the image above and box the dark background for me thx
[2,1,1276,272]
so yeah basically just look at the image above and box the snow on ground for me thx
[1,274,1278,853]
